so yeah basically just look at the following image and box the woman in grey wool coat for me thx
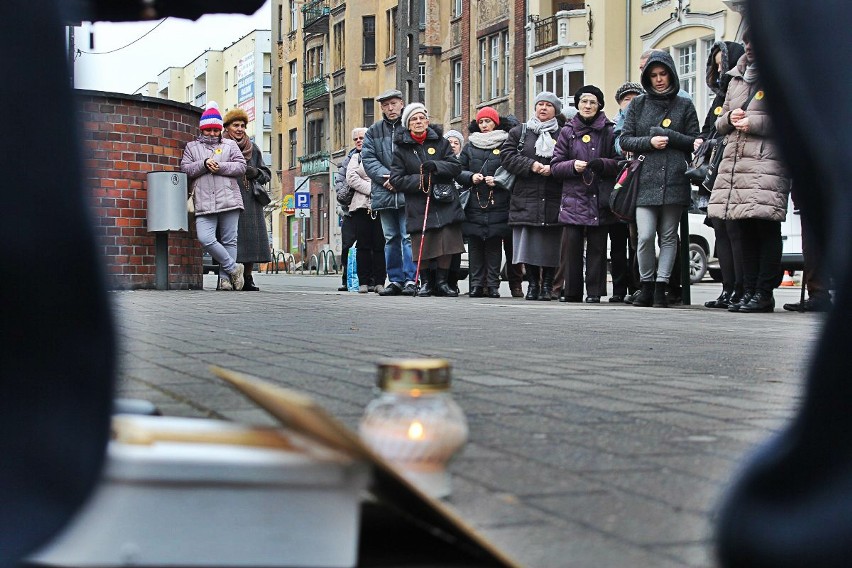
[619,50,700,307]
[223,108,272,291]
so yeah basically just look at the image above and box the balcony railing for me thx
[298,151,330,176]
[302,0,330,29]
[194,91,207,107]
[263,112,272,128]
[527,9,588,55]
[263,72,272,89]
[303,76,330,103]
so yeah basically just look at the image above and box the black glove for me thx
[588,159,605,174]
[421,161,438,173]
[649,126,668,137]
[245,165,259,179]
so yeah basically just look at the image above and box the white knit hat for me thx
[401,102,428,128]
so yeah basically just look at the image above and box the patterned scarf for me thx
[222,130,253,161]
[468,129,508,150]
[525,117,560,158]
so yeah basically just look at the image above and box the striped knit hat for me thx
[200,101,223,131]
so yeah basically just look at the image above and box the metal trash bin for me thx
[147,171,188,232]
[146,172,189,289]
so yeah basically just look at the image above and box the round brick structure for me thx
[77,90,202,290]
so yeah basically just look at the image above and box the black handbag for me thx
[701,139,726,193]
[609,156,644,222]
[431,182,456,202]
[252,180,272,206]
[493,124,527,191]
[685,134,716,185]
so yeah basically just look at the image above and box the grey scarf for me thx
[743,62,759,84]
[468,129,508,150]
[525,117,560,158]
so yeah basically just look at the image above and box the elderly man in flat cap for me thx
[361,89,417,296]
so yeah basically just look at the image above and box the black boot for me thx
[705,288,732,309]
[447,269,460,295]
[653,281,668,307]
[539,267,554,301]
[739,290,775,313]
[338,268,348,292]
[417,270,435,297]
[436,269,458,297]
[633,281,654,307]
[728,289,754,312]
[525,265,541,301]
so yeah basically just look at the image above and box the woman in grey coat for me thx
[223,108,272,291]
[619,51,700,307]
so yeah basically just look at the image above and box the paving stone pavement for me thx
[111,272,822,568]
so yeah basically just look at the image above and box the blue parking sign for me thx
[295,192,310,208]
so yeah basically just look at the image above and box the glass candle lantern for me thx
[359,359,468,499]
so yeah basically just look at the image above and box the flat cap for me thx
[376,89,404,102]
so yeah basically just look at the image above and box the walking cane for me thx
[413,166,432,297]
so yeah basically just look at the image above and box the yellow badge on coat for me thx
[493,148,500,155]
[582,135,591,143]
[755,90,764,100]
[214,148,223,154]
[713,106,723,116]
[662,118,672,127]
[427,147,436,155]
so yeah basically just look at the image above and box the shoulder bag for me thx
[685,129,715,186]
[493,124,527,192]
[609,100,676,222]
[421,167,456,203]
[701,87,760,193]
[251,178,272,206]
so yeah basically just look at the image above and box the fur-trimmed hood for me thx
[706,40,746,97]
[467,115,519,134]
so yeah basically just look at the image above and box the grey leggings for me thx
[195,210,240,278]
[636,205,682,283]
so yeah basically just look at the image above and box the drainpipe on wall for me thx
[626,0,632,81]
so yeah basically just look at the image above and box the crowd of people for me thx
[332,36,829,312]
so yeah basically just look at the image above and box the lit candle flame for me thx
[407,421,424,440]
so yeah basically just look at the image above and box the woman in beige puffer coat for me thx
[707,31,792,313]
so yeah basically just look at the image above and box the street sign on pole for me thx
[295,208,311,218]
[295,192,311,209]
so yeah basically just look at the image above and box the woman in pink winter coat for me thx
[181,101,247,290]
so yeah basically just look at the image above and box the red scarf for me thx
[410,131,428,144]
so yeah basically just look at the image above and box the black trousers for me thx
[710,216,744,291]
[800,210,830,299]
[349,209,386,286]
[502,238,524,290]
[561,224,608,297]
[340,214,357,284]
[607,222,630,296]
[737,218,783,294]
[468,236,503,288]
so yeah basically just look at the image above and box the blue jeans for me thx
[379,207,415,284]
[195,210,240,278]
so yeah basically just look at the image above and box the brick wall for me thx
[77,91,202,290]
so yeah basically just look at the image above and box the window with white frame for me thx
[534,65,584,111]
[289,60,297,101]
[490,36,500,99]
[503,33,510,95]
[289,0,298,33]
[479,30,509,102]
[452,0,462,18]
[418,62,426,103]
[479,40,487,101]
[677,43,697,101]
[452,59,462,118]
[306,46,324,80]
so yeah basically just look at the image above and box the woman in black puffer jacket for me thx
[389,103,464,297]
[457,107,514,298]
[500,92,567,301]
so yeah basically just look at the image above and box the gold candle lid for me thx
[377,358,452,393]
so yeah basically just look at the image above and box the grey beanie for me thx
[444,129,464,143]
[614,82,644,104]
[533,91,563,115]
[401,102,428,128]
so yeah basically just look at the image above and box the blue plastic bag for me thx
[346,247,359,291]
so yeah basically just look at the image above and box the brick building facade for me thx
[77,91,203,290]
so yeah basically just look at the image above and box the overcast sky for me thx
[73,1,271,94]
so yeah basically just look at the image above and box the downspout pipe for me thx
[626,0,632,81]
